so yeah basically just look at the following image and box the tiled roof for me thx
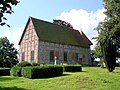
[19,17,92,48]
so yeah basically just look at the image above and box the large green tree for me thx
[0,0,19,27]
[95,0,120,72]
[0,37,18,68]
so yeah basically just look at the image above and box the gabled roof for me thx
[19,17,92,48]
[80,31,93,45]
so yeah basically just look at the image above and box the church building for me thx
[18,17,92,65]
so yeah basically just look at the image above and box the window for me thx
[79,58,82,65]
[50,50,54,62]
[55,51,59,60]
[31,51,34,62]
[22,52,25,61]
[72,53,75,60]
[64,52,67,63]
[75,53,78,62]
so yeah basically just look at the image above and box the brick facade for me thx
[19,19,39,63]
[38,41,91,65]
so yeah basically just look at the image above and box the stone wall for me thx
[38,41,91,65]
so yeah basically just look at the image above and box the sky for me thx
[0,0,106,50]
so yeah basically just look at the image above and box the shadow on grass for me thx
[0,76,18,81]
[62,73,71,76]
[32,73,72,79]
[64,71,87,73]
[40,71,87,79]
[0,86,26,90]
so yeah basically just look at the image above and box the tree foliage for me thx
[94,44,102,58]
[95,0,120,72]
[0,0,19,27]
[0,37,18,68]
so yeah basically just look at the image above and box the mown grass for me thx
[0,67,120,90]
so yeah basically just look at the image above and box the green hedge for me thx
[10,61,32,77]
[16,61,32,67]
[10,66,22,77]
[64,65,82,72]
[0,68,10,76]
[31,62,40,66]
[22,65,63,79]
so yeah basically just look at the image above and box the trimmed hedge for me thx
[22,65,63,79]
[0,68,10,76]
[10,61,32,77]
[64,65,82,72]
[31,62,40,66]
[16,61,32,67]
[10,66,22,77]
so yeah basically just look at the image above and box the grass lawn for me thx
[0,67,120,90]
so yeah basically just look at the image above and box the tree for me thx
[95,0,120,72]
[0,37,18,68]
[0,0,19,27]
[91,51,95,66]
[93,44,102,59]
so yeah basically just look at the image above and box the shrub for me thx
[10,61,32,77]
[22,65,63,79]
[10,66,22,77]
[31,62,40,66]
[0,68,10,76]
[16,61,32,67]
[64,65,82,72]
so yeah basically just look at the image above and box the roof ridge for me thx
[30,16,53,24]
[30,17,75,30]
[19,17,92,48]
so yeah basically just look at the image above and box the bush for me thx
[10,66,22,77]
[31,62,40,66]
[64,65,82,72]
[0,68,10,76]
[10,61,32,77]
[22,65,63,79]
[16,61,32,67]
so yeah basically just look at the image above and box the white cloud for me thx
[55,8,106,49]
[2,27,24,50]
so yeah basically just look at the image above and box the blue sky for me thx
[0,0,105,49]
